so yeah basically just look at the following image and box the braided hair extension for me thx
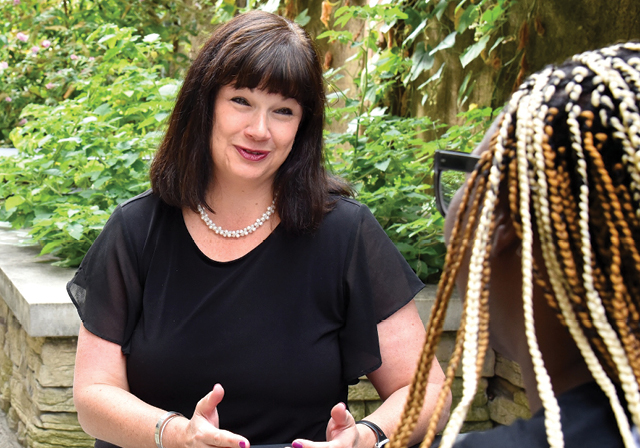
[389,43,640,448]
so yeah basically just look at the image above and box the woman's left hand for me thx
[291,403,370,448]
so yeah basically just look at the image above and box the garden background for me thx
[1,0,639,282]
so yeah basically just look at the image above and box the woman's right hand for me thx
[172,383,250,448]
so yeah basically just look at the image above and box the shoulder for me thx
[324,196,371,225]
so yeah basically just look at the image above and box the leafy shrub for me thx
[326,106,496,282]
[1,25,180,266]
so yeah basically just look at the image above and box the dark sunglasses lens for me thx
[439,170,468,215]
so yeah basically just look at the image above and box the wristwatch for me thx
[356,420,389,448]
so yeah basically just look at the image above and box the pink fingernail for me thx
[240,442,246,448]
[292,442,303,448]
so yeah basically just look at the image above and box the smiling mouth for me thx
[236,146,269,161]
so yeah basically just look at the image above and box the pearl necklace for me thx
[197,200,276,238]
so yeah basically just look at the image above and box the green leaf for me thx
[154,112,170,122]
[460,35,490,68]
[159,84,179,98]
[295,9,311,26]
[5,196,25,211]
[67,223,84,240]
[143,33,160,43]
[429,32,457,56]
[407,42,435,83]
[456,5,479,33]
[94,103,112,116]
[374,159,391,172]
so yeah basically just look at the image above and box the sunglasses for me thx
[434,150,481,217]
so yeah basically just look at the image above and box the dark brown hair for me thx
[150,10,351,232]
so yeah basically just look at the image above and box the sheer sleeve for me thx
[66,205,143,353]
[340,204,424,383]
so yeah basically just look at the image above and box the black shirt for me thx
[431,382,628,448]
[68,191,424,448]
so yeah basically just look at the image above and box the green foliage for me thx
[1,23,179,266]
[321,0,507,281]
[326,106,496,282]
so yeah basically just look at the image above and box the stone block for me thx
[26,420,94,447]
[34,339,76,388]
[36,412,83,431]
[494,353,525,388]
[487,395,531,426]
[348,379,380,401]
[488,377,530,409]
[349,401,366,421]
[32,383,75,413]
[10,375,37,428]
[435,332,495,378]
[460,420,493,433]
[364,400,382,415]
[462,404,489,422]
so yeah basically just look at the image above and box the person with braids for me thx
[387,42,640,448]
[68,10,448,448]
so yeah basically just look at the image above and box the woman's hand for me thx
[175,384,250,448]
[291,403,372,448]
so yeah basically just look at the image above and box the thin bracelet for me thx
[356,420,389,448]
[155,411,183,448]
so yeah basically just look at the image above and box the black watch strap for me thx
[356,420,389,448]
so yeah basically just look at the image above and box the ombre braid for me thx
[390,43,640,448]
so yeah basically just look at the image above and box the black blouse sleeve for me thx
[340,203,424,383]
[67,205,143,353]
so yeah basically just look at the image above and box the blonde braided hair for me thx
[389,43,640,448]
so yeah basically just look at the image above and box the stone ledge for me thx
[0,225,78,338]
[414,284,462,332]
[0,223,460,338]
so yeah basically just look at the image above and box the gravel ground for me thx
[0,409,23,448]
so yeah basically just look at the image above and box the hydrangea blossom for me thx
[16,32,28,42]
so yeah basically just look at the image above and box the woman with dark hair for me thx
[389,42,640,448]
[68,10,448,448]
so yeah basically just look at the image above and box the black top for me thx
[68,191,424,448]
[431,382,628,448]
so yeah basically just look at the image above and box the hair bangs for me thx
[225,38,317,110]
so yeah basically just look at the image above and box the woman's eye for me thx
[231,97,249,106]
[275,108,293,116]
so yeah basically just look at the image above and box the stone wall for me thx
[0,300,93,448]
[348,329,532,434]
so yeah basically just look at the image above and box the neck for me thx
[514,314,594,414]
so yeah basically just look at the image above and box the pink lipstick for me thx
[236,146,269,161]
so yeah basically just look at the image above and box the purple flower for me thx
[70,54,78,60]
[46,83,54,90]
[5,97,12,102]
[0,62,8,70]
[16,32,28,42]
[31,46,39,54]
[18,119,27,126]
[41,40,51,49]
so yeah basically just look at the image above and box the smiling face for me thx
[210,85,303,189]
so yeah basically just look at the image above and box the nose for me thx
[244,112,270,141]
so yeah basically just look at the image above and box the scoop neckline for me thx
[179,207,282,265]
